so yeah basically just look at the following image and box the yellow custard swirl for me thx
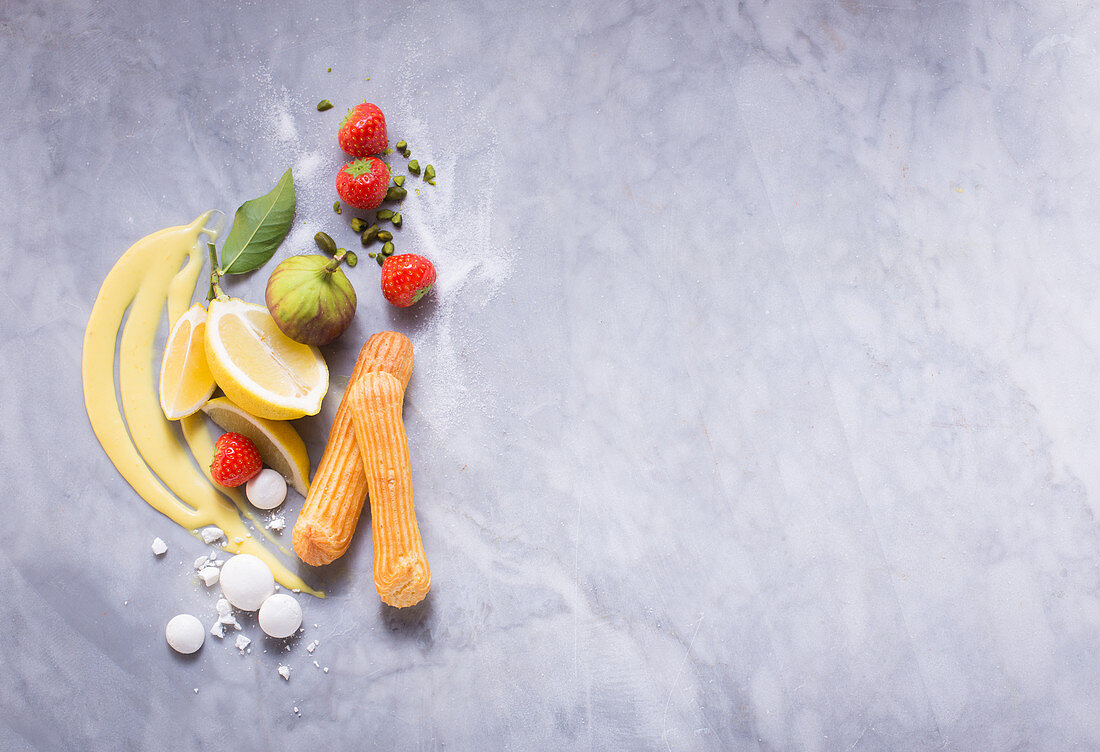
[82,212,321,597]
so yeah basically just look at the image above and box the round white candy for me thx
[165,614,205,654]
[246,469,287,510]
[219,554,275,611]
[258,593,303,638]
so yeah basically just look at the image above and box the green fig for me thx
[265,254,356,346]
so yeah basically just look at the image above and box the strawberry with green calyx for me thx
[336,157,389,210]
[338,102,387,157]
[381,253,436,308]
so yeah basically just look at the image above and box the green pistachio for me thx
[314,231,338,255]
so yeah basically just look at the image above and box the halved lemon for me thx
[200,396,311,496]
[159,303,217,420]
[204,298,328,420]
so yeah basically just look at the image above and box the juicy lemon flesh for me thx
[205,299,328,421]
[219,312,319,397]
[159,304,216,420]
[201,396,311,496]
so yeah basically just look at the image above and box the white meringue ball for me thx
[258,593,303,639]
[246,469,287,510]
[165,614,205,654]
[219,554,275,611]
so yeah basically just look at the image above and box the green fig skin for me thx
[265,255,357,346]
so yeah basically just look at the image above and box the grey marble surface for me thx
[3,0,1100,749]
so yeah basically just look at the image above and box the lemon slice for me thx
[159,303,217,420]
[200,396,311,496]
[204,298,328,420]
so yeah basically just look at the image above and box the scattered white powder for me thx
[295,151,324,184]
[151,537,167,556]
[375,96,512,435]
[275,109,297,145]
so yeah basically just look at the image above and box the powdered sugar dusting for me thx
[387,104,513,435]
[275,109,297,145]
[295,151,325,185]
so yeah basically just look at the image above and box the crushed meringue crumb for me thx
[151,537,167,556]
[198,567,220,587]
[235,634,251,653]
[278,665,291,681]
[306,640,318,654]
[216,598,241,630]
[200,527,225,544]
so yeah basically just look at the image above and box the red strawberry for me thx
[210,432,262,487]
[338,102,387,157]
[336,158,390,210]
[381,253,436,308]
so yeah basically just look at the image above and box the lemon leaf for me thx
[221,168,296,275]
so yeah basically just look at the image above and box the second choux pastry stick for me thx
[347,371,431,608]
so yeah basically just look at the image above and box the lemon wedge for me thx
[158,303,217,420]
[204,298,328,420]
[200,396,311,496]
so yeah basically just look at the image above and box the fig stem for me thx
[324,250,348,274]
[206,242,227,301]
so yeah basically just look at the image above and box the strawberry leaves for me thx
[220,168,296,275]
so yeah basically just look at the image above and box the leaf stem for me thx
[207,243,226,302]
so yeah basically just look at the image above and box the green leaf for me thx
[220,168,296,274]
